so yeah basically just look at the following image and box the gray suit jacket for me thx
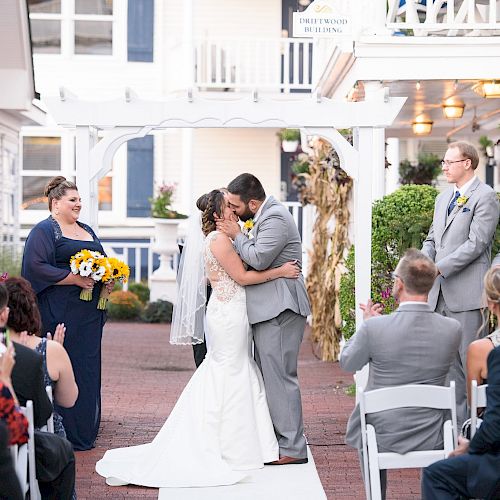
[421,178,499,312]
[493,253,500,267]
[233,196,311,324]
[340,303,461,454]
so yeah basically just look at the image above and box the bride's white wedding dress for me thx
[95,231,279,488]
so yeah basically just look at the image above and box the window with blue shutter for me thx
[127,136,154,217]
[127,0,154,62]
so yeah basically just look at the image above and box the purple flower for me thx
[380,287,392,300]
[0,272,8,282]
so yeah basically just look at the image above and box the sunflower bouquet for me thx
[70,250,107,301]
[97,257,130,310]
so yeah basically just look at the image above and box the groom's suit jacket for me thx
[421,178,499,312]
[233,196,311,325]
[340,303,461,454]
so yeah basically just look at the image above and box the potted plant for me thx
[399,152,441,186]
[479,135,494,158]
[278,129,301,153]
[149,183,187,303]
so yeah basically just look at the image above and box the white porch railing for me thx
[386,0,500,35]
[102,202,314,291]
[194,38,314,92]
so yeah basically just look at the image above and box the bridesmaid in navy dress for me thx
[22,176,111,450]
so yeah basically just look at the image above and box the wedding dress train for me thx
[95,231,278,487]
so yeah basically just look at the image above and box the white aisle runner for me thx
[158,446,326,500]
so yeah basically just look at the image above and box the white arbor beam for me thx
[44,92,406,130]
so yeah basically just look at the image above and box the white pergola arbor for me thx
[45,90,405,329]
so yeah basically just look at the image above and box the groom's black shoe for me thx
[265,456,308,466]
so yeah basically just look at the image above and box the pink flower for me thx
[0,272,8,282]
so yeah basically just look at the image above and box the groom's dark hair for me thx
[227,173,266,203]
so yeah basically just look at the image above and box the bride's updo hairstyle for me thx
[484,266,500,305]
[44,176,78,211]
[198,189,226,236]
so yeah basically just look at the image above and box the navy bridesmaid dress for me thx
[22,216,106,450]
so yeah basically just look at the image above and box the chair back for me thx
[20,401,41,500]
[358,382,457,500]
[470,380,488,438]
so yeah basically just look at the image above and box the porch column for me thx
[386,137,400,194]
[181,0,194,214]
[75,126,98,229]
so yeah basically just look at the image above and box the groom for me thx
[217,173,311,465]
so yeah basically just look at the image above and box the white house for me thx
[0,0,44,255]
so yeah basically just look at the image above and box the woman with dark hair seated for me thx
[5,277,78,438]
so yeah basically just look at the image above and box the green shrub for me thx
[128,282,150,304]
[339,184,439,339]
[107,290,143,320]
[399,152,441,185]
[141,300,173,323]
[0,247,22,277]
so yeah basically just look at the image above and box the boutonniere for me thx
[456,195,469,208]
[242,219,254,236]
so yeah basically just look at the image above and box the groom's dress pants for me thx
[253,309,307,459]
[436,292,483,429]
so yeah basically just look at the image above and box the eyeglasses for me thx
[441,158,467,167]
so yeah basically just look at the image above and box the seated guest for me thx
[422,346,500,499]
[0,421,23,500]
[466,266,500,401]
[0,283,76,500]
[340,249,462,500]
[5,277,78,436]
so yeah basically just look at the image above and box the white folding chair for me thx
[470,380,488,439]
[10,442,28,494]
[359,382,457,500]
[20,401,41,500]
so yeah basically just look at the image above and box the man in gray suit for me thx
[421,141,499,426]
[217,173,311,465]
[341,249,461,499]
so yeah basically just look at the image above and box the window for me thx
[28,0,114,56]
[21,136,62,211]
[98,173,113,211]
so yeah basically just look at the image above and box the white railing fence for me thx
[194,38,314,92]
[101,202,315,291]
[386,0,500,35]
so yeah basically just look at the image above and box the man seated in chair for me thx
[340,249,462,499]
[422,345,500,499]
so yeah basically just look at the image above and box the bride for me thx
[95,189,301,488]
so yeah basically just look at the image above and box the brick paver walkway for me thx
[75,322,421,499]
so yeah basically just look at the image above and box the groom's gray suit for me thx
[422,177,499,426]
[233,196,311,458]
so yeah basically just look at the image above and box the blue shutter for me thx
[127,0,154,62]
[127,136,154,217]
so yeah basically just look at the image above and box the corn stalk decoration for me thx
[296,137,352,361]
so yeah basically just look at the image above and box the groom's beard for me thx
[238,206,254,222]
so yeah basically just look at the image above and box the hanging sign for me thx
[293,0,352,38]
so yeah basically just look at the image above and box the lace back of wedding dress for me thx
[204,231,244,303]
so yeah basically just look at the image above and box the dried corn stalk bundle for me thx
[302,138,352,361]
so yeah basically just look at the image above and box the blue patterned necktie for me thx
[448,190,460,216]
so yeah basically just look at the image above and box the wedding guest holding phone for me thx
[22,176,112,450]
